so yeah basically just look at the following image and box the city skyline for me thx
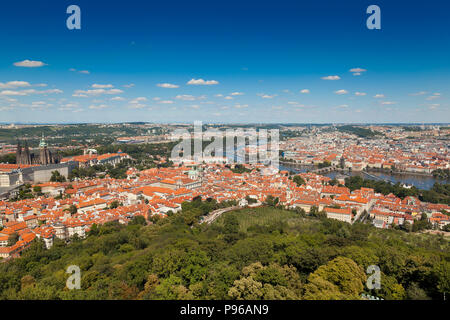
[1,0,449,123]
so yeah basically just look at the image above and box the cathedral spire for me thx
[39,133,47,148]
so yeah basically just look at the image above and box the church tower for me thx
[23,141,31,165]
[16,141,22,164]
[39,134,51,165]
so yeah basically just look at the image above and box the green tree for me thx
[302,274,348,300]
[154,275,193,300]
[303,257,366,299]
[406,282,431,300]
[129,215,147,226]
[33,186,42,194]
[50,171,66,182]
[109,200,120,209]
[138,274,160,299]
[293,175,306,186]
[265,195,279,207]
[8,232,20,246]
[374,273,406,300]
[67,204,77,215]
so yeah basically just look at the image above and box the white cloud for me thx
[31,101,46,105]
[300,89,310,94]
[374,94,385,98]
[89,104,109,110]
[39,89,63,94]
[0,81,31,89]
[92,84,114,89]
[13,60,47,67]
[334,89,348,95]
[354,92,367,96]
[159,100,174,104]
[215,94,223,97]
[410,91,427,96]
[73,88,123,97]
[129,97,148,104]
[337,104,349,108]
[187,79,219,85]
[111,96,125,101]
[59,103,79,109]
[190,105,200,109]
[157,83,179,88]
[349,67,367,76]
[0,88,62,96]
[259,94,277,99]
[175,95,196,101]
[73,90,103,97]
[123,83,135,88]
[350,68,366,73]
[230,92,244,96]
[108,89,123,94]
[321,75,340,80]
[381,101,396,105]
[224,96,233,100]
[426,93,441,100]
[128,104,146,109]
[69,68,90,74]
[234,104,248,109]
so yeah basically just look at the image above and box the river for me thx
[279,164,449,190]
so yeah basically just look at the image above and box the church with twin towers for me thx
[16,135,59,166]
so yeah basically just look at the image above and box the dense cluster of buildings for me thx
[281,128,449,173]
[0,161,448,260]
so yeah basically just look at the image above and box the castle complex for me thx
[16,135,59,166]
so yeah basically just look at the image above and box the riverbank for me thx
[280,161,438,177]
[279,164,450,191]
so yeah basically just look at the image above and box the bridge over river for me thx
[280,162,343,174]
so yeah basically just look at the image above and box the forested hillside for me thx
[0,204,448,300]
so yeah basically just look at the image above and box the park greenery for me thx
[337,125,383,138]
[228,164,252,174]
[69,160,134,181]
[0,124,167,146]
[0,202,448,300]
[432,169,450,180]
[9,184,34,202]
[292,175,306,186]
[318,161,332,169]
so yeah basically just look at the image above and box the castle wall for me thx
[21,162,78,183]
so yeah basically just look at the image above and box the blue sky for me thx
[0,0,449,123]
